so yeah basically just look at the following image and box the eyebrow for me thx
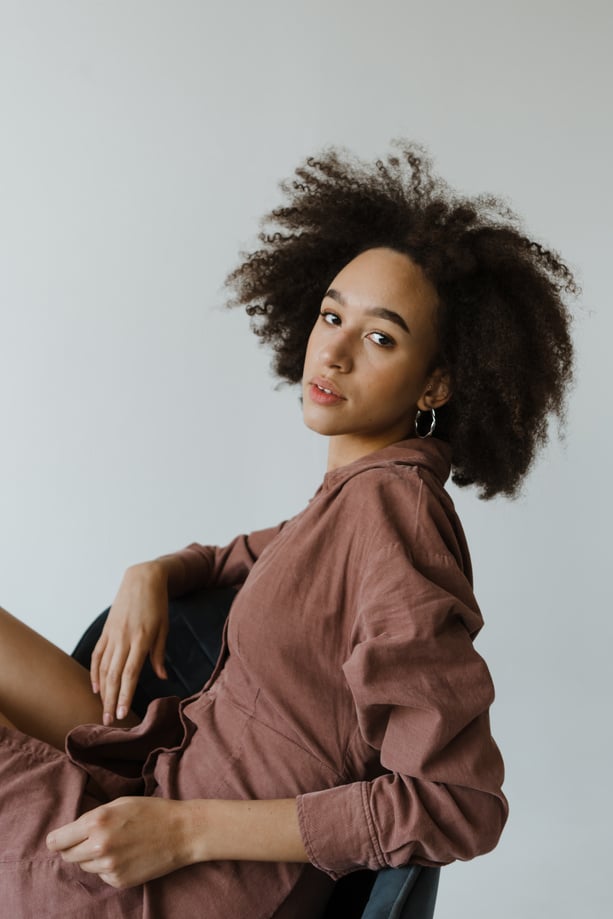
[324,288,411,334]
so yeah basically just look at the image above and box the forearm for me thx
[179,798,308,866]
[47,796,308,891]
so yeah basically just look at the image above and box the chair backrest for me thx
[361,865,439,919]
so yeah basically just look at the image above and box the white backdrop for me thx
[0,2,610,916]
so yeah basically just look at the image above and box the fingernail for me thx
[91,682,99,694]
[103,712,112,726]
[116,705,127,720]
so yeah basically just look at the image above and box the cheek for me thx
[377,366,424,412]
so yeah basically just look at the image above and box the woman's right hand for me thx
[90,561,171,725]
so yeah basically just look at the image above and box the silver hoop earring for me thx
[415,408,436,438]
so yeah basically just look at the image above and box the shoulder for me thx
[330,457,471,579]
[336,462,428,531]
[322,439,453,518]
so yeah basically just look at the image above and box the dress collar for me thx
[321,437,452,491]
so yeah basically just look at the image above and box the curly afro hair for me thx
[225,141,578,499]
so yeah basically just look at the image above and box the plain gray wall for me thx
[0,1,610,916]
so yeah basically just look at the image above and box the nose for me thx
[318,329,353,373]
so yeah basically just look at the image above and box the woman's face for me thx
[302,247,449,468]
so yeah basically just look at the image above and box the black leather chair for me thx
[72,588,439,919]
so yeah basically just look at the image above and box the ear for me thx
[417,368,452,412]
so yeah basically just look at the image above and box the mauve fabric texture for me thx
[0,438,508,918]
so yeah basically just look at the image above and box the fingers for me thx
[102,643,147,725]
[91,628,147,724]
[55,843,101,868]
[92,631,132,725]
[89,633,107,695]
[46,815,90,853]
[99,644,130,725]
[88,563,171,723]
[101,623,170,721]
[47,797,186,890]
[46,806,124,887]
[115,644,147,721]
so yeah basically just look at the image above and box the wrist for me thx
[177,799,214,865]
[124,559,166,585]
[124,557,181,593]
[172,800,208,868]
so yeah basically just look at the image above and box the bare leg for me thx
[0,605,138,750]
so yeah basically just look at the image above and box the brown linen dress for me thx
[0,438,508,918]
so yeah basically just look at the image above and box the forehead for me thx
[329,247,439,317]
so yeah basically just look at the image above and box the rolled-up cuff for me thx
[296,781,386,880]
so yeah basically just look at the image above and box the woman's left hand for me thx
[46,797,190,889]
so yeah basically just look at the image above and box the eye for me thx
[320,310,341,326]
[368,331,395,348]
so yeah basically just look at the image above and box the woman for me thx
[0,142,576,918]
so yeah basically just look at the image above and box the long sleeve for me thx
[296,469,508,879]
[173,521,287,594]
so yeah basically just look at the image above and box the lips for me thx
[310,377,344,399]
[308,377,346,406]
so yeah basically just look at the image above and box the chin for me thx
[303,413,341,437]
[303,418,330,436]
